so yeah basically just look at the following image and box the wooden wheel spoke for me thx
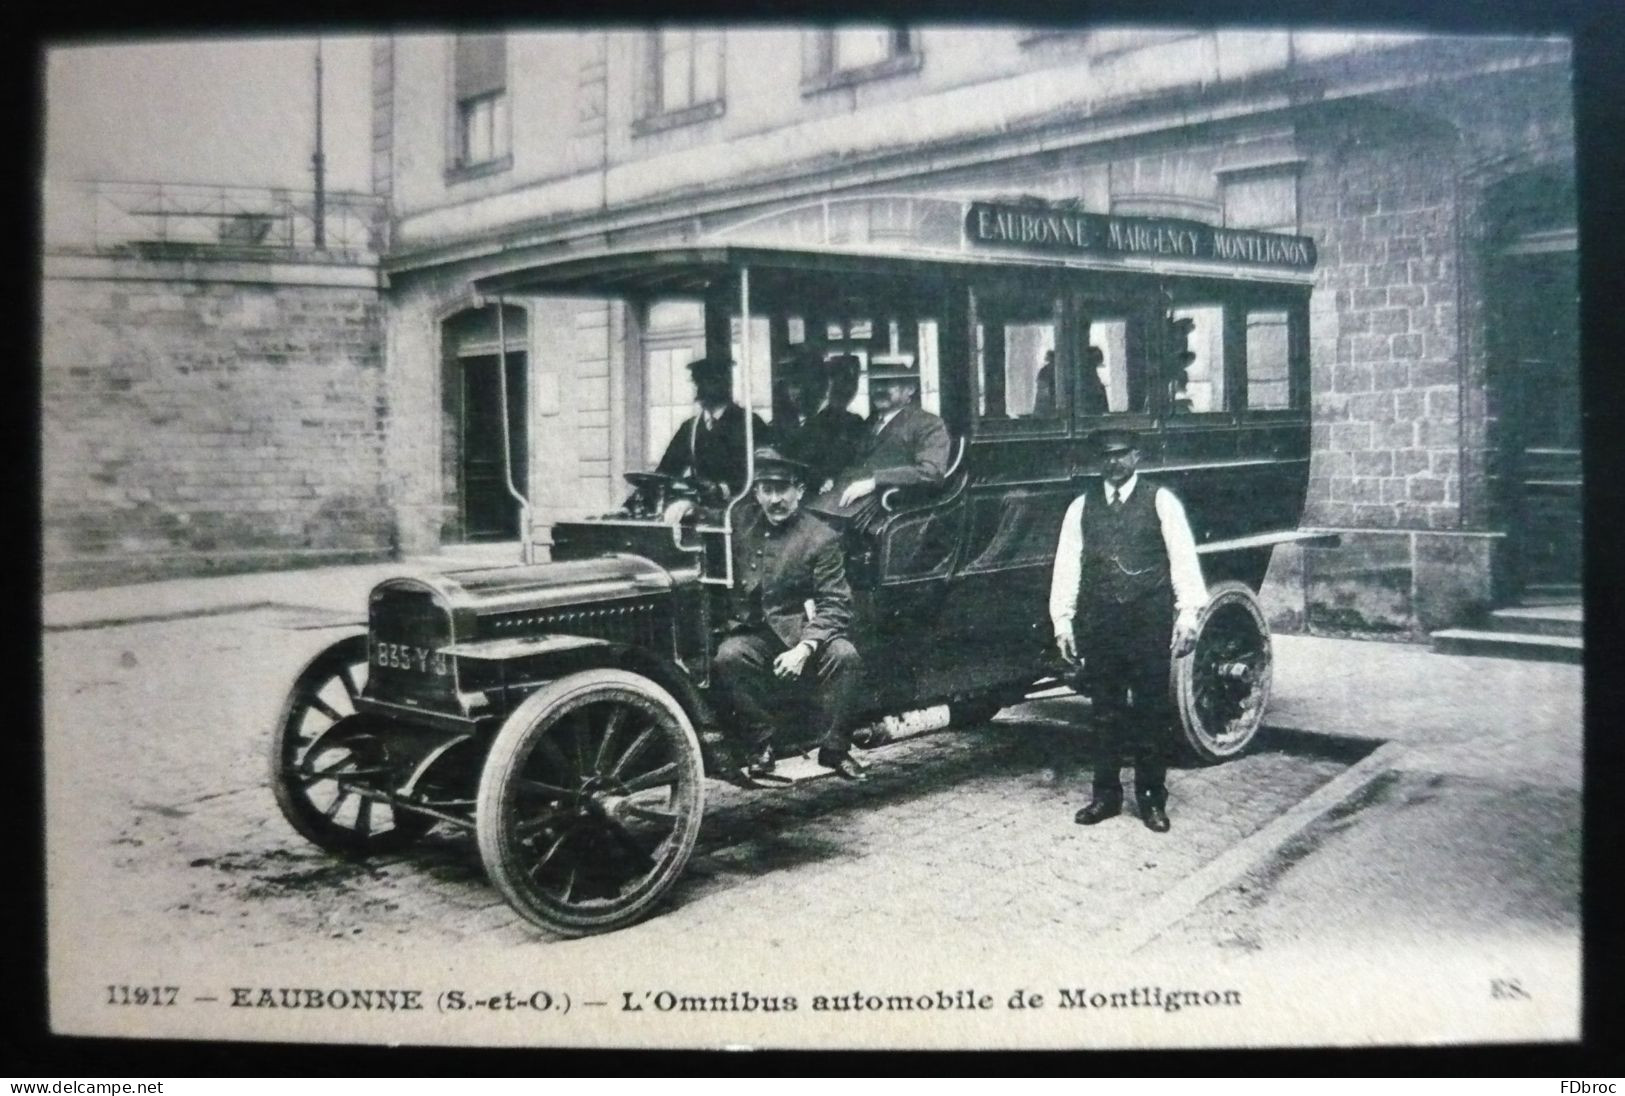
[557,866,579,904]
[355,797,374,835]
[304,753,356,781]
[566,710,593,780]
[620,800,680,826]
[606,727,658,780]
[593,707,628,777]
[515,810,570,839]
[338,664,363,703]
[528,826,578,877]
[618,761,679,795]
[515,776,575,800]
[306,694,344,722]
[595,813,656,870]
[322,789,351,820]
[536,735,579,783]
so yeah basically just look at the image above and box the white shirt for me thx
[1048,472,1209,639]
[872,407,903,433]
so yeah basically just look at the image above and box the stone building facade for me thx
[368,28,1576,639]
[40,28,1577,640]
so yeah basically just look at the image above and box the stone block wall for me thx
[41,254,389,590]
[1299,103,1464,535]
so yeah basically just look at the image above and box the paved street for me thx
[45,605,1358,953]
[42,561,1582,967]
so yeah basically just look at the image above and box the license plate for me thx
[372,639,450,676]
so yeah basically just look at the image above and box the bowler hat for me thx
[1091,427,1140,455]
[867,354,919,383]
[686,355,734,382]
[752,446,809,485]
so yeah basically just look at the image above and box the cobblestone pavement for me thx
[45,607,1362,955]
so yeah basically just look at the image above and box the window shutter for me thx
[454,34,506,100]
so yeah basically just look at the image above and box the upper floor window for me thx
[635,29,725,134]
[803,27,921,94]
[451,34,510,177]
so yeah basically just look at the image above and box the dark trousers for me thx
[1079,593,1174,804]
[713,630,863,754]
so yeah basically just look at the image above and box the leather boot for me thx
[746,743,775,778]
[1074,793,1123,825]
[817,748,868,782]
[1138,792,1170,833]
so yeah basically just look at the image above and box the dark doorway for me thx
[458,351,528,542]
[1486,170,1579,602]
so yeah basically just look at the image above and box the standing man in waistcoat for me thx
[1048,428,1207,832]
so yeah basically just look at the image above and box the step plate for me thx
[1430,628,1583,665]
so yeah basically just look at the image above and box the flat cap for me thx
[751,446,810,484]
[1090,427,1140,454]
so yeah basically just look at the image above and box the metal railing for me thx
[45,179,388,258]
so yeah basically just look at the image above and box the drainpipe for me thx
[494,298,534,563]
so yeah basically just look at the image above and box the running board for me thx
[738,705,952,788]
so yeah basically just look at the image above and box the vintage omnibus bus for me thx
[271,198,1329,935]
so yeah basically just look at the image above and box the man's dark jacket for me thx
[725,502,854,650]
[815,402,953,522]
[786,405,868,489]
[655,403,772,495]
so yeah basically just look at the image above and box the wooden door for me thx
[1493,241,1580,600]
[459,351,528,542]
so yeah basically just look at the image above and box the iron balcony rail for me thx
[45,178,388,258]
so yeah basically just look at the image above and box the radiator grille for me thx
[481,598,665,650]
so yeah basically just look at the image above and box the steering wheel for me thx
[623,471,699,498]
[622,471,711,519]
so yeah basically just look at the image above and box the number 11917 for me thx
[107,984,179,1006]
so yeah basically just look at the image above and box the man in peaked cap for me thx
[817,355,952,533]
[654,354,772,499]
[713,446,866,781]
[1048,427,1208,832]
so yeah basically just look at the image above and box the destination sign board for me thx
[965,201,1317,270]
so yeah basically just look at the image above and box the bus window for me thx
[914,319,942,416]
[1246,309,1292,410]
[1169,305,1227,414]
[729,314,774,419]
[1082,318,1132,414]
[977,317,1057,419]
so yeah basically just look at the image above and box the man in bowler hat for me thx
[818,356,952,533]
[654,354,772,498]
[713,447,867,781]
[1048,428,1207,831]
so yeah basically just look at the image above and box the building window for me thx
[803,27,921,94]
[634,29,724,135]
[1245,310,1292,410]
[450,34,510,178]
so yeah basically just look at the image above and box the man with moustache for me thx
[713,447,866,782]
[818,357,951,534]
[1049,428,1207,832]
